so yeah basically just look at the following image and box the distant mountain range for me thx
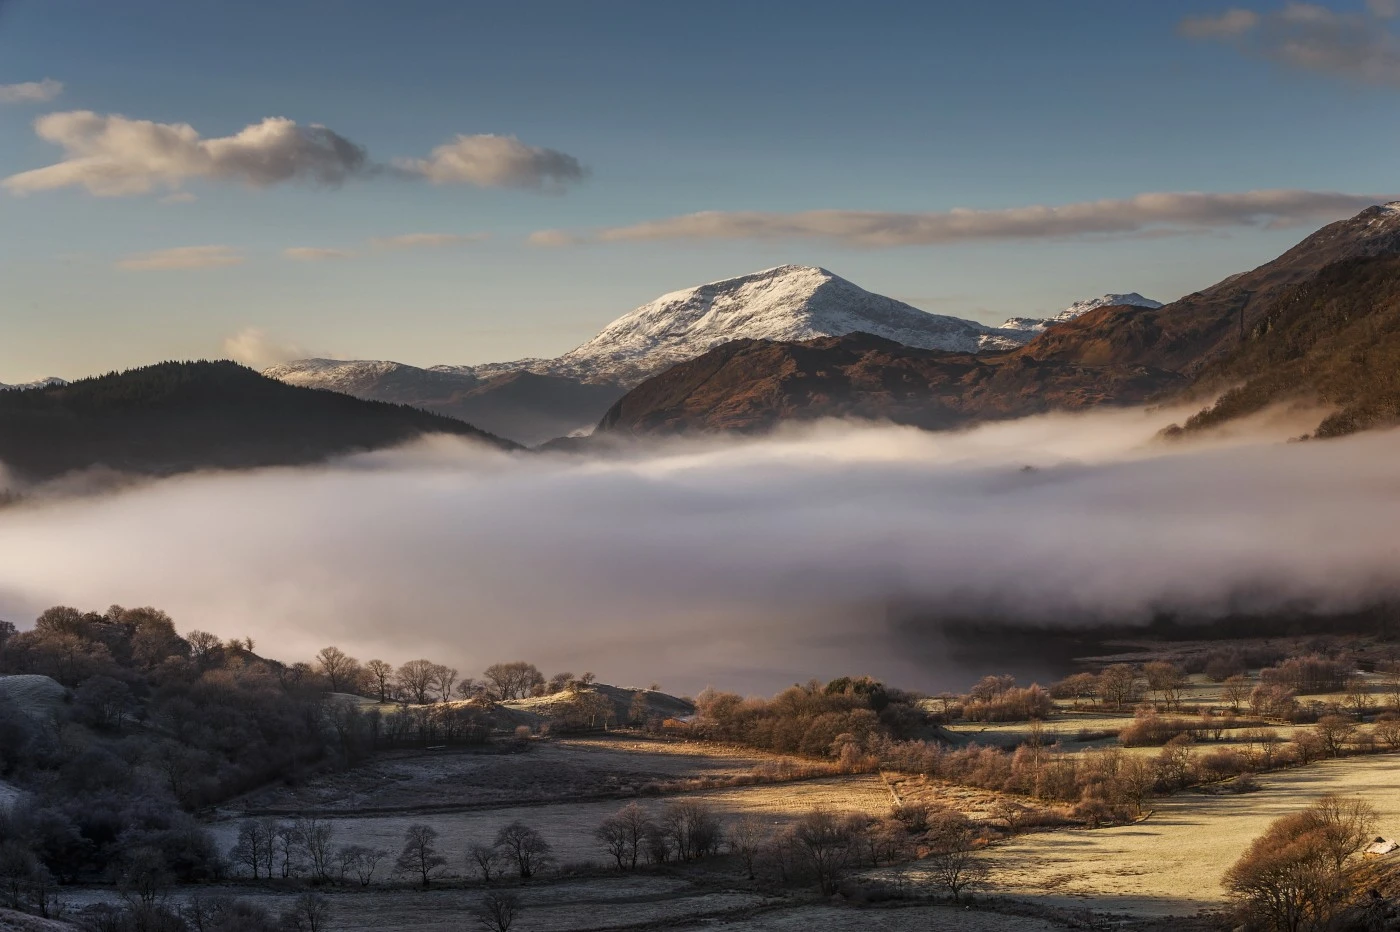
[0,361,511,483]
[595,203,1400,439]
[266,267,1159,444]
[0,377,67,392]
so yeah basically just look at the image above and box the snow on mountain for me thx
[0,377,67,391]
[995,293,1163,334]
[261,358,461,397]
[481,265,1037,384]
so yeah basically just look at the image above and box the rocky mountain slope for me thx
[595,203,1400,438]
[596,332,1181,436]
[0,361,511,483]
[996,293,1163,334]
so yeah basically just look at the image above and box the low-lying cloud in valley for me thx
[2,409,1399,693]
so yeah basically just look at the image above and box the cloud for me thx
[0,78,63,104]
[282,246,354,262]
[535,189,1386,249]
[1178,9,1260,38]
[115,245,244,271]
[368,232,489,250]
[527,228,582,248]
[221,328,309,369]
[3,408,1400,693]
[395,134,586,190]
[1181,3,1400,86]
[3,111,371,197]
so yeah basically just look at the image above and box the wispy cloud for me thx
[116,245,244,271]
[395,134,586,191]
[530,189,1386,249]
[0,78,63,104]
[369,232,489,250]
[1181,3,1400,86]
[282,246,354,262]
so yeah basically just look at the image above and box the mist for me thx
[1,405,1398,694]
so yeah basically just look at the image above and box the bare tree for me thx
[1143,661,1186,710]
[281,892,331,932]
[365,660,394,702]
[296,817,336,882]
[433,665,458,703]
[494,822,553,880]
[474,891,521,932]
[483,662,545,701]
[728,815,767,880]
[274,822,304,878]
[1374,712,1400,750]
[791,808,854,895]
[595,803,652,871]
[334,846,386,887]
[1313,715,1357,758]
[467,842,505,883]
[396,660,438,705]
[1221,675,1250,713]
[924,812,986,903]
[185,630,222,668]
[396,824,446,888]
[316,647,360,693]
[1097,664,1140,710]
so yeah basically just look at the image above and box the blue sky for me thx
[1,0,1398,380]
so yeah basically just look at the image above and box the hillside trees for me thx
[483,662,545,701]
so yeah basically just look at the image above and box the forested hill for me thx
[0,360,514,482]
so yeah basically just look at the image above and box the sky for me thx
[2,0,1399,381]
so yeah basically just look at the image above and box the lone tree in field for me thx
[396,824,446,888]
[494,822,553,880]
[1224,794,1377,932]
[484,662,545,701]
[924,811,986,903]
[790,808,855,895]
[1313,714,1356,758]
[474,891,521,932]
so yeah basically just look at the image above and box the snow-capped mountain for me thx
[477,265,1037,384]
[995,293,1163,334]
[0,377,67,391]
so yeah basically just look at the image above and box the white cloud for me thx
[115,245,244,271]
[395,134,586,190]
[527,228,581,248]
[3,111,370,197]
[1178,8,1260,38]
[221,328,309,369]
[282,246,354,261]
[368,232,489,250]
[535,189,1386,249]
[1182,3,1400,86]
[0,78,63,104]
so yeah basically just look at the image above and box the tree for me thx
[474,891,521,932]
[467,842,505,883]
[229,820,272,879]
[335,845,385,887]
[1097,664,1140,710]
[727,815,766,880]
[1222,675,1251,713]
[924,812,986,903]
[659,801,723,861]
[1374,712,1400,750]
[396,660,438,705]
[316,646,360,693]
[274,822,303,878]
[493,821,552,880]
[432,666,458,703]
[628,691,651,726]
[281,892,332,932]
[396,824,446,888]
[483,662,545,701]
[1143,661,1186,710]
[1313,715,1356,758]
[595,803,652,871]
[791,808,854,895]
[365,660,394,702]
[1342,676,1373,716]
[296,817,336,882]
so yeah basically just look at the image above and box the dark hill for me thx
[596,332,1181,435]
[0,360,513,482]
[1169,254,1400,438]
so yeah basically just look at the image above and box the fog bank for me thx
[1,406,1397,693]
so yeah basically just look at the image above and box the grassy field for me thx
[213,772,895,868]
[974,755,1400,916]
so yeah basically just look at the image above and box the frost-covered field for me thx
[977,755,1400,916]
